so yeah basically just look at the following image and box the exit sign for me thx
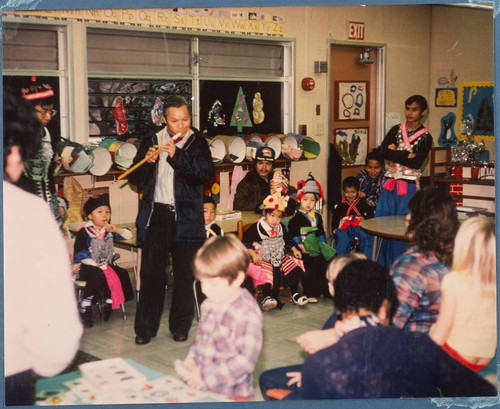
[348,21,365,40]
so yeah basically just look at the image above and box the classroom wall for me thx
[221,4,434,199]
[226,4,493,198]
[21,4,491,230]
[428,5,494,154]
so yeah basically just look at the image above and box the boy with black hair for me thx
[203,195,223,238]
[356,148,385,209]
[74,194,134,327]
[195,195,225,310]
[288,172,333,303]
[376,94,433,267]
[332,176,374,259]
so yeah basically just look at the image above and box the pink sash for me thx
[383,178,408,196]
[101,265,125,309]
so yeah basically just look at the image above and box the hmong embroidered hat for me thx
[255,146,275,162]
[270,170,289,192]
[295,172,324,202]
[263,190,289,212]
[20,76,55,101]
[83,193,110,217]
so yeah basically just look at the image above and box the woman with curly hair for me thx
[390,186,459,333]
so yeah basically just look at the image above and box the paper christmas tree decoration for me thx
[208,99,226,127]
[230,86,252,133]
[475,98,494,132]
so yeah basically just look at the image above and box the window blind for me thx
[2,27,58,71]
[198,39,284,78]
[87,29,191,75]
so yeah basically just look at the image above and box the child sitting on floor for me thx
[430,217,496,371]
[179,235,263,399]
[331,176,374,259]
[356,149,385,209]
[73,194,134,327]
[242,190,306,311]
[288,172,334,303]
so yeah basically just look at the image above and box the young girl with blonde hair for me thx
[430,217,496,371]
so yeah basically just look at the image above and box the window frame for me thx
[2,18,73,140]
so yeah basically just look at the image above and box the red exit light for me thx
[348,21,365,40]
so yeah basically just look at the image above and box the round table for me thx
[360,215,409,260]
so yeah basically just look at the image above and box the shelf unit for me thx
[54,158,297,185]
[429,146,495,202]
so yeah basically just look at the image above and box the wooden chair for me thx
[237,220,253,240]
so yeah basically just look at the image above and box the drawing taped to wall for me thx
[335,81,369,121]
[334,127,368,166]
[200,80,282,137]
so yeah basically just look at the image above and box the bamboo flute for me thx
[117,128,188,180]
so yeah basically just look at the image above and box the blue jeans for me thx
[334,225,374,259]
[259,364,303,400]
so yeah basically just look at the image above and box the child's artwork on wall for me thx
[458,81,494,140]
[334,128,368,166]
[252,92,265,124]
[230,86,253,133]
[334,81,369,121]
[438,112,458,147]
[87,79,192,144]
[200,80,282,137]
[208,100,226,127]
[435,88,457,107]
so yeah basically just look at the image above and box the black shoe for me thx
[80,309,93,328]
[102,304,112,322]
[135,336,151,345]
[172,332,188,342]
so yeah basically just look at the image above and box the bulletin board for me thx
[199,80,283,137]
[457,81,494,140]
[87,79,192,143]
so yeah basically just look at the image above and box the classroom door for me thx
[327,44,382,229]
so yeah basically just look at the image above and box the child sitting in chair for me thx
[331,176,374,259]
[356,149,385,209]
[288,172,335,303]
[203,195,224,238]
[195,195,225,310]
[242,190,306,311]
[179,235,262,399]
[73,194,134,327]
